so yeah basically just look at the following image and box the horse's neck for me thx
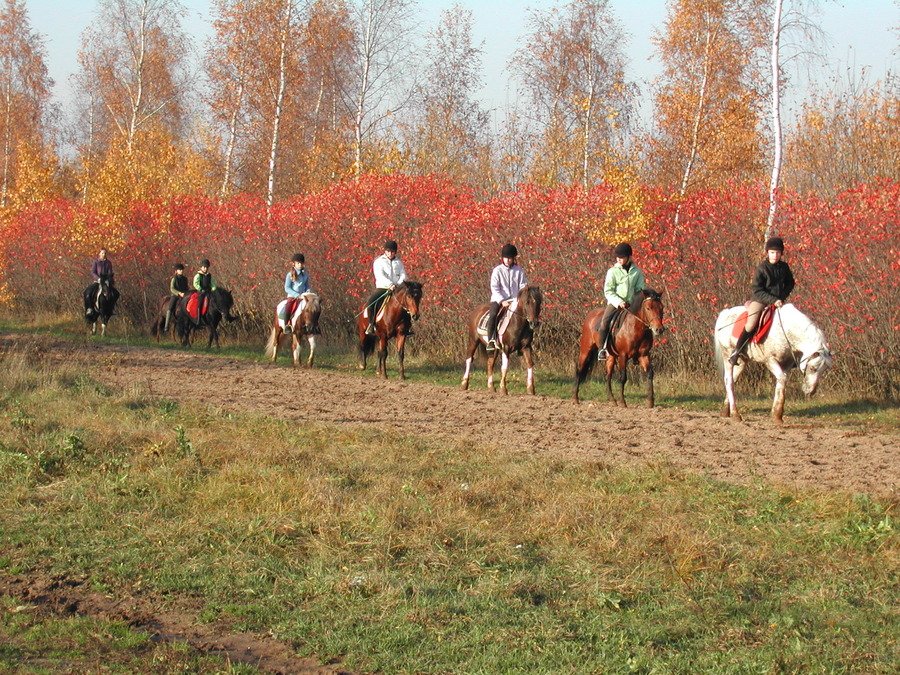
[782,307,823,354]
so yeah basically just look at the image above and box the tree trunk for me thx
[126,0,150,154]
[220,75,244,199]
[1,61,12,209]
[267,0,292,208]
[353,0,375,179]
[765,0,784,239]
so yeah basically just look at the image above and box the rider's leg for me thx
[596,304,617,358]
[485,302,501,349]
[164,296,178,331]
[365,289,385,335]
[729,301,765,365]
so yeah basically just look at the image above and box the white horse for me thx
[714,304,833,424]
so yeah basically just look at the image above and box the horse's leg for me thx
[292,333,302,368]
[396,333,408,380]
[461,336,479,391]
[523,346,536,396]
[377,336,388,378]
[638,354,654,408]
[768,359,787,425]
[605,355,616,404]
[617,354,628,407]
[486,349,497,392]
[90,321,96,336]
[499,350,510,395]
[305,334,316,368]
[724,362,744,421]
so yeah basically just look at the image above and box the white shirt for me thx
[490,263,528,303]
[373,254,407,289]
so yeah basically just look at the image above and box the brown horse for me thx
[461,285,542,395]
[573,289,665,407]
[150,295,181,342]
[356,281,424,379]
[264,293,322,367]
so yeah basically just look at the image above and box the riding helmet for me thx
[383,240,398,252]
[200,258,211,267]
[765,236,785,252]
[501,243,518,258]
[291,252,305,263]
[614,242,633,258]
[173,262,185,270]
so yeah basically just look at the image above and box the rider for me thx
[191,259,217,325]
[83,247,118,314]
[365,240,408,336]
[597,242,646,359]
[486,243,528,350]
[728,236,795,365]
[164,262,189,332]
[282,252,314,334]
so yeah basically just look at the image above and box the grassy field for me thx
[0,332,896,672]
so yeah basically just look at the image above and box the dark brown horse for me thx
[150,295,181,343]
[264,293,322,367]
[356,281,423,379]
[573,289,665,407]
[175,288,237,348]
[461,285,542,395]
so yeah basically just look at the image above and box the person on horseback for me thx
[728,236,795,365]
[282,252,316,334]
[164,263,189,332]
[365,240,408,336]
[191,259,217,326]
[597,242,646,360]
[485,243,528,351]
[83,247,119,315]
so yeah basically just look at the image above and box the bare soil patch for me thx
[9,334,895,497]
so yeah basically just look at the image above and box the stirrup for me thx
[727,350,742,366]
[486,339,498,351]
[283,323,292,334]
[597,348,608,360]
[365,324,376,336]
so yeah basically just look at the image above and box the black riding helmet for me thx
[200,258,210,268]
[291,252,305,263]
[173,262,185,271]
[383,240,398,252]
[501,243,518,258]
[765,237,785,252]
[614,242,633,258]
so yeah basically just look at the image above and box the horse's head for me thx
[800,346,833,396]
[299,294,322,333]
[213,288,237,322]
[639,289,665,336]
[97,274,112,297]
[517,285,542,331]
[399,281,423,321]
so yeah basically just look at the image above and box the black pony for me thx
[83,274,119,337]
[175,288,237,348]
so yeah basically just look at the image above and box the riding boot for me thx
[597,328,609,359]
[163,310,171,332]
[365,321,376,336]
[728,329,753,365]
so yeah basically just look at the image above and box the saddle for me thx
[732,304,776,343]
[186,293,210,322]
[362,296,390,323]
[476,299,519,346]
[277,293,317,327]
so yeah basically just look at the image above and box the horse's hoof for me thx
[720,405,730,417]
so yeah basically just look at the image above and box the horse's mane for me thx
[642,288,661,301]
[400,280,423,299]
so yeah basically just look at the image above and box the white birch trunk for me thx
[353,0,375,178]
[267,0,292,208]
[220,74,244,199]
[765,0,784,239]
[126,0,150,153]
[83,90,95,205]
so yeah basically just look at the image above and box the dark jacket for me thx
[170,274,189,295]
[751,260,795,305]
[91,259,114,282]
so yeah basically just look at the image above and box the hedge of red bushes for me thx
[2,175,896,398]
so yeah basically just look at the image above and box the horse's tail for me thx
[361,333,376,357]
[264,326,279,359]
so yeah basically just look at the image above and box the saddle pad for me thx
[476,299,519,345]
[186,293,209,321]
[362,298,388,323]
[732,304,776,343]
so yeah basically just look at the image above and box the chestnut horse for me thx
[356,281,423,379]
[573,289,665,407]
[264,293,322,367]
[461,285,542,395]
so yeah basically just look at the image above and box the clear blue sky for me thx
[28,0,900,127]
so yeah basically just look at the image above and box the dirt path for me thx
[17,335,895,497]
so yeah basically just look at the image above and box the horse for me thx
[264,293,322,367]
[461,285,543,395]
[150,295,181,343]
[714,303,832,424]
[573,289,665,407]
[174,288,237,348]
[83,275,119,337]
[356,281,424,379]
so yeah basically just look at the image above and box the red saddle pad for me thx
[732,304,776,343]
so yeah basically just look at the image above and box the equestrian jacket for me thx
[193,272,217,292]
[373,254,407,289]
[284,269,310,298]
[170,275,189,296]
[91,259,113,282]
[604,262,645,307]
[751,260,795,305]
[490,263,528,303]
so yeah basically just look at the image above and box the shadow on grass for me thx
[790,399,898,418]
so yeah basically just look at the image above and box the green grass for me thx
[1,314,896,429]
[0,342,896,672]
[0,595,255,673]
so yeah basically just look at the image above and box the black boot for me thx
[728,329,753,365]
[597,328,609,359]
